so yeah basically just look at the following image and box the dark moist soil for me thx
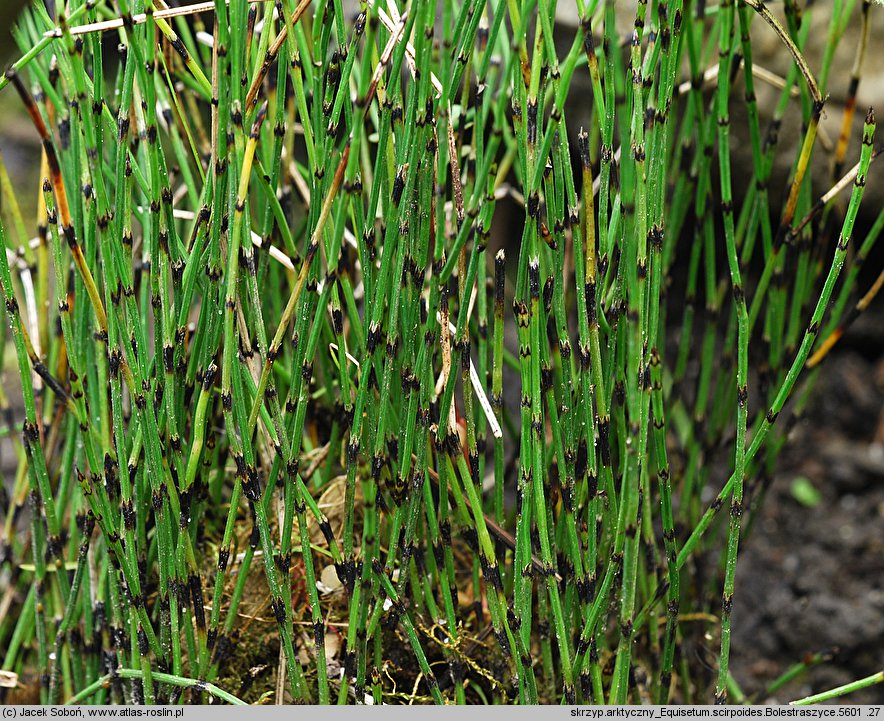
[730,300,884,704]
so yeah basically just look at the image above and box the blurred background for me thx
[1,1,29,64]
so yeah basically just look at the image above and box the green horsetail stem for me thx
[0,0,878,706]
